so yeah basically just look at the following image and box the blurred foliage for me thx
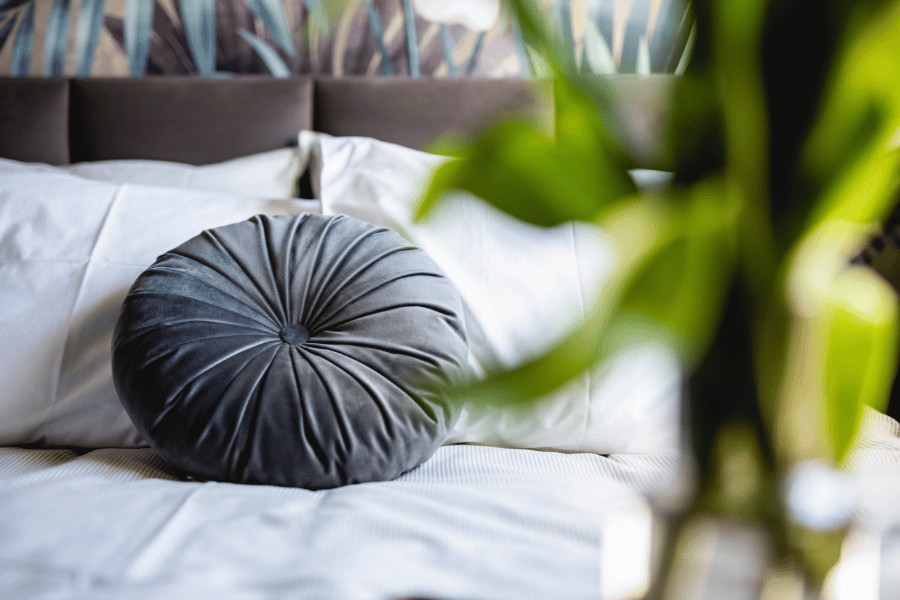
[420,0,900,593]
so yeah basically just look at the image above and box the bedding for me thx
[305,132,683,455]
[0,149,321,211]
[0,444,675,600]
[3,415,900,600]
[0,164,315,448]
[63,148,309,200]
[4,75,900,600]
[113,213,469,488]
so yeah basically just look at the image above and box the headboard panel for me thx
[0,75,674,168]
[69,77,314,165]
[0,78,70,165]
[314,77,550,150]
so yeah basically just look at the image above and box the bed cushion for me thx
[0,77,70,165]
[69,77,314,165]
[305,133,682,454]
[313,77,550,150]
[63,147,311,200]
[111,213,469,489]
[0,163,313,448]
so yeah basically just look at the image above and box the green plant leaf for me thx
[446,195,677,410]
[823,267,900,463]
[711,0,769,209]
[447,187,735,412]
[614,179,738,366]
[419,76,634,228]
[10,0,33,76]
[181,0,216,76]
[506,0,564,74]
[450,311,607,410]
[236,28,290,77]
[73,0,105,76]
[244,0,295,55]
[800,2,900,235]
[124,0,153,76]
[419,124,634,228]
[43,0,70,76]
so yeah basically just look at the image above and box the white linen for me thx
[306,132,682,454]
[64,147,310,200]
[0,166,315,448]
[0,445,674,600]
[4,417,900,600]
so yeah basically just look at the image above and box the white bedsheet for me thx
[6,412,900,600]
[0,445,676,600]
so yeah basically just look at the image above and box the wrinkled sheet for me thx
[0,444,676,600]
[6,412,900,600]
[847,411,900,598]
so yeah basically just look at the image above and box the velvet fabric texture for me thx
[112,213,468,489]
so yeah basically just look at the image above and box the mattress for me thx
[0,445,676,600]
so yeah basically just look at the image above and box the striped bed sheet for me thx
[0,444,677,600]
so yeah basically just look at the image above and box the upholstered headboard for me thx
[0,75,675,169]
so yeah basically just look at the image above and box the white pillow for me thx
[63,147,311,200]
[0,165,314,448]
[306,132,682,454]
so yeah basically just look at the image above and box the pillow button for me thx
[279,323,310,346]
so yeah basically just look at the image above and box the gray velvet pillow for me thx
[112,214,468,489]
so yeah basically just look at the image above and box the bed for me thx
[0,74,898,599]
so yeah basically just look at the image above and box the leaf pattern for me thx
[237,27,289,75]
[43,0,71,76]
[124,0,154,75]
[10,0,33,76]
[181,0,217,75]
[215,0,264,73]
[74,0,106,75]
[0,0,29,12]
[0,13,16,55]
[0,0,692,77]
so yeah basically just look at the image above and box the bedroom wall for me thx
[0,0,691,78]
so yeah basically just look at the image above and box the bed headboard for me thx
[0,75,675,169]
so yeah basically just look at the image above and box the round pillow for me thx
[112,213,469,489]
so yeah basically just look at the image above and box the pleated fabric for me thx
[112,213,469,489]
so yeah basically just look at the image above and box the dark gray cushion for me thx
[112,213,468,489]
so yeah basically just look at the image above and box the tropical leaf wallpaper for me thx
[0,0,692,78]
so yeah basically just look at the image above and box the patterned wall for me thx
[0,0,692,78]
